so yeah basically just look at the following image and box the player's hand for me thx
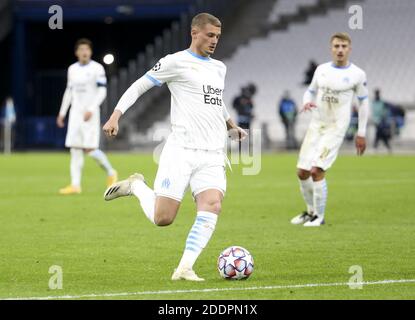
[84,111,93,122]
[229,126,248,141]
[103,118,119,137]
[355,136,366,156]
[300,102,317,113]
[56,115,65,128]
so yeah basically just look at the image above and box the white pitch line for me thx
[3,279,415,300]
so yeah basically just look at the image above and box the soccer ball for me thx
[217,246,254,280]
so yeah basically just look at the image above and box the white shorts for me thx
[154,141,227,202]
[297,124,345,171]
[65,109,100,149]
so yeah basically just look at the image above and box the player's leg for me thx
[291,168,314,224]
[303,166,327,226]
[173,152,226,281]
[59,147,84,194]
[304,133,342,227]
[172,189,222,282]
[292,126,319,224]
[104,142,189,226]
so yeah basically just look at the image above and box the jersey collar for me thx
[331,62,351,69]
[186,49,211,61]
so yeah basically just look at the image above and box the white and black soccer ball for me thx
[217,246,254,280]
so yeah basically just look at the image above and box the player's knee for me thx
[154,213,174,227]
[154,207,177,226]
[204,199,222,215]
[297,169,310,180]
[311,167,325,181]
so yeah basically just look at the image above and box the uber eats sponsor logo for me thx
[203,85,223,106]
[321,87,340,104]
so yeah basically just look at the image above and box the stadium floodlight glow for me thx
[103,54,115,65]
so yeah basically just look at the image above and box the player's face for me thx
[193,24,221,56]
[75,44,92,64]
[331,38,351,65]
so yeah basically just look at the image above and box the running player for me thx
[291,32,369,227]
[102,13,247,280]
[57,38,117,195]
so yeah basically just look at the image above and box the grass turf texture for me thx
[0,152,414,300]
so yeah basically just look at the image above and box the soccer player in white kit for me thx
[57,39,118,195]
[291,33,369,227]
[102,13,247,281]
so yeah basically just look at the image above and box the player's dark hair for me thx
[191,13,221,29]
[74,38,93,51]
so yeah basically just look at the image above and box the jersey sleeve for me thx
[66,66,73,89]
[355,71,368,101]
[96,64,107,87]
[145,54,177,86]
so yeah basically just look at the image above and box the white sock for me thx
[70,148,84,188]
[88,149,115,176]
[131,180,156,224]
[313,179,328,219]
[177,211,218,270]
[299,177,314,214]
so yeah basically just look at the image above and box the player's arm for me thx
[56,69,72,128]
[301,67,319,112]
[223,104,248,141]
[85,65,108,122]
[103,55,176,137]
[103,76,155,137]
[355,72,370,156]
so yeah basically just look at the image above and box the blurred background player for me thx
[57,38,117,195]
[232,83,256,131]
[102,13,247,281]
[291,32,369,227]
[278,90,298,150]
[372,88,392,153]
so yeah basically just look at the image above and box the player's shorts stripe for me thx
[145,74,162,87]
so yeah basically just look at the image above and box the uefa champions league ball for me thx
[217,246,254,280]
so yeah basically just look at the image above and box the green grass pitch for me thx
[1,152,414,300]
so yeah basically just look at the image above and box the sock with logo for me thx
[177,211,218,270]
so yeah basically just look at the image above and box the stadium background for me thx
[1,0,414,152]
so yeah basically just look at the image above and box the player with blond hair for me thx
[102,13,247,281]
[291,32,369,226]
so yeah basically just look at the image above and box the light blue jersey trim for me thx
[357,95,368,101]
[308,89,316,95]
[186,49,211,61]
[145,73,162,87]
[331,62,351,69]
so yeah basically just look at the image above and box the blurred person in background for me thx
[372,89,392,153]
[232,83,256,131]
[278,90,298,149]
[56,38,118,195]
[303,60,318,86]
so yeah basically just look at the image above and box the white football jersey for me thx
[307,62,368,134]
[67,60,107,112]
[145,49,230,151]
